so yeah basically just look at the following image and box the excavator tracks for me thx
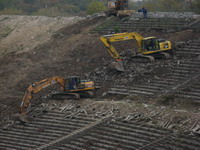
[51,91,94,100]
[131,55,155,63]
[128,52,171,63]
[51,92,81,100]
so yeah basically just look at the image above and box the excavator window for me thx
[142,38,160,51]
[67,77,81,90]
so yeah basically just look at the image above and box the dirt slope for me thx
[0,15,83,55]
[0,16,107,116]
[0,15,200,121]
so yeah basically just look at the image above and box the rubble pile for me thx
[89,57,174,86]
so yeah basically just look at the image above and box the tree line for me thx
[130,0,200,13]
[0,0,98,16]
[0,0,199,16]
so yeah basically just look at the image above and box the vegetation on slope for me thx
[0,0,200,16]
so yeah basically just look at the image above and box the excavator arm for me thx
[100,35,121,60]
[100,32,144,60]
[19,76,66,114]
[100,32,145,72]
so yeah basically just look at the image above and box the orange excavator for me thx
[18,76,96,121]
[106,0,135,17]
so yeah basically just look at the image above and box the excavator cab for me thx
[141,37,171,55]
[67,76,81,90]
[142,38,160,52]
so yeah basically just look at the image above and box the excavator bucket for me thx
[14,113,29,123]
[110,61,125,72]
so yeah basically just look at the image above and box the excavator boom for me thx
[100,32,144,71]
[19,76,65,114]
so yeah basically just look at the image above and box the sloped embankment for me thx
[0,16,107,118]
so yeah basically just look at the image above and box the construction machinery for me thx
[100,32,172,71]
[106,0,135,17]
[19,76,96,117]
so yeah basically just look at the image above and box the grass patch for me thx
[113,25,120,33]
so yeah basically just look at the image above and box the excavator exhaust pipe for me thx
[110,61,125,72]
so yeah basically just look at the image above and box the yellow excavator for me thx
[18,76,96,121]
[100,32,172,71]
[106,0,135,17]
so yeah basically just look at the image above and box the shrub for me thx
[87,0,106,15]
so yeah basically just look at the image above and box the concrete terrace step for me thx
[0,109,98,150]
[127,85,168,92]
[176,48,200,52]
[0,142,28,150]
[49,120,193,150]
[93,17,194,33]
[177,48,200,52]
[178,91,200,97]
[172,66,200,71]
[110,88,154,95]
[172,69,196,74]
[107,90,131,96]
[182,45,200,49]
[168,73,191,78]
[176,94,200,101]
[44,119,200,150]
[112,121,169,135]
[176,51,200,55]
[0,129,55,141]
[146,137,200,150]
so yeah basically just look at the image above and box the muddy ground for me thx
[0,15,200,131]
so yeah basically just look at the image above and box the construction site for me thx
[0,0,200,149]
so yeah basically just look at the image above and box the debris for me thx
[190,121,199,131]
[192,125,200,135]
[163,119,172,128]
[60,104,69,113]
[174,109,187,113]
